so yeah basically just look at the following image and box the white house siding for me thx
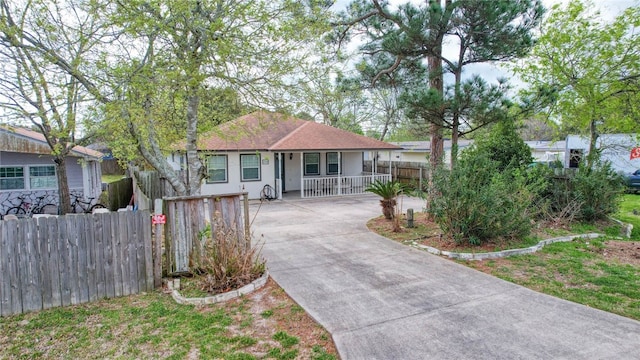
[199,151,276,199]
[187,150,366,198]
[565,134,640,173]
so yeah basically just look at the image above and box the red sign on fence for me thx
[152,214,166,225]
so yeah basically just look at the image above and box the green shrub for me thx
[572,162,625,221]
[429,152,537,245]
[534,161,624,222]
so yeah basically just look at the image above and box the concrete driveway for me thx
[250,195,640,360]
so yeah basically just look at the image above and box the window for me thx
[304,153,320,176]
[326,152,341,175]
[29,165,57,189]
[206,155,227,183]
[0,167,25,190]
[240,154,260,181]
[569,149,583,168]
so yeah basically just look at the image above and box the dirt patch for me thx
[602,240,640,267]
[368,212,536,253]
[206,277,337,359]
[369,212,637,268]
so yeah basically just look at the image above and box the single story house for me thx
[168,111,401,199]
[565,134,640,173]
[0,125,103,214]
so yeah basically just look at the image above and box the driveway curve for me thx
[250,195,640,360]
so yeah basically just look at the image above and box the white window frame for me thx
[240,154,261,182]
[326,152,342,175]
[29,165,57,189]
[0,166,25,190]
[206,154,228,183]
[304,153,320,176]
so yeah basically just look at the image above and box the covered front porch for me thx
[273,150,394,199]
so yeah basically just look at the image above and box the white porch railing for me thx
[301,174,391,198]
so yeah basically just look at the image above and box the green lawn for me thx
[615,194,640,239]
[102,174,126,184]
[0,288,336,360]
[460,194,640,321]
[465,235,640,321]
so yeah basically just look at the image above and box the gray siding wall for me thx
[0,151,84,189]
[0,151,102,214]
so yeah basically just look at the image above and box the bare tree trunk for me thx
[426,53,444,215]
[587,119,599,169]
[186,91,205,195]
[450,68,462,170]
[55,155,72,214]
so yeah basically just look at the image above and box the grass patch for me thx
[101,174,125,183]
[273,331,300,348]
[0,282,337,359]
[614,194,640,239]
[462,236,640,321]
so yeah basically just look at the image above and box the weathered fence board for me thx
[105,177,133,211]
[0,210,158,317]
[164,193,250,274]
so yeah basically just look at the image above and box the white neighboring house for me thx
[0,125,103,214]
[168,111,401,199]
[565,134,640,173]
[367,139,474,165]
[525,140,566,164]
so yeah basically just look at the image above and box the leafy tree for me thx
[2,0,333,196]
[515,0,640,168]
[467,118,533,172]
[0,0,112,214]
[518,116,558,141]
[100,1,334,195]
[295,67,373,133]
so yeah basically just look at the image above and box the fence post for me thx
[153,199,163,287]
[242,192,250,249]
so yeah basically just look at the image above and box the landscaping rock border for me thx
[610,217,633,238]
[166,271,269,305]
[410,233,603,260]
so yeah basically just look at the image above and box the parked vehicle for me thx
[625,169,640,192]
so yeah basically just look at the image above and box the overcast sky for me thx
[329,0,638,90]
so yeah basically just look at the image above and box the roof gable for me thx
[0,126,103,159]
[197,111,401,152]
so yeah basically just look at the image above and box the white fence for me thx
[301,174,391,198]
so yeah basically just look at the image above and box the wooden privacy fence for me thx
[105,177,133,211]
[0,211,157,317]
[164,193,250,274]
[364,160,428,188]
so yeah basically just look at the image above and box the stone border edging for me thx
[410,233,603,260]
[166,271,269,305]
[610,217,633,238]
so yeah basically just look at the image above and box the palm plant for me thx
[366,180,404,220]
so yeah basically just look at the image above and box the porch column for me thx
[338,151,342,195]
[372,151,376,183]
[300,152,304,198]
[278,152,283,200]
[389,151,393,182]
